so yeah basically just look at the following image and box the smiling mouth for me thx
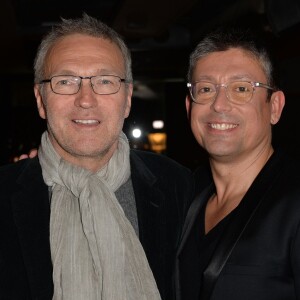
[73,119,100,125]
[209,123,238,130]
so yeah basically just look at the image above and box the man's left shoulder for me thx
[272,148,300,180]
[130,149,191,178]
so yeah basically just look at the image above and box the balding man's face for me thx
[34,34,132,171]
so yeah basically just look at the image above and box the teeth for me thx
[74,120,99,124]
[210,123,237,130]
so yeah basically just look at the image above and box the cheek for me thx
[243,106,271,140]
[44,100,69,127]
[253,104,272,126]
[190,107,203,128]
[190,109,204,142]
[103,102,128,130]
[115,98,131,120]
[47,94,73,113]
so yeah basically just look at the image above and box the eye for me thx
[199,87,212,93]
[236,86,249,92]
[57,79,70,85]
[103,79,113,85]
[195,83,215,94]
[54,76,78,86]
[95,77,114,85]
[231,82,252,93]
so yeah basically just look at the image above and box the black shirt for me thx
[178,192,236,300]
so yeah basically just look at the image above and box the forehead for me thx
[193,48,267,82]
[45,33,125,76]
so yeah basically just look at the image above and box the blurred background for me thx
[1,0,300,169]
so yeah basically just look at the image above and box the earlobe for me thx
[270,91,285,125]
[186,95,192,120]
[124,83,133,118]
[34,84,46,119]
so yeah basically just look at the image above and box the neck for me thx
[209,144,274,205]
[50,138,118,173]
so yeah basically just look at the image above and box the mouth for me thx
[73,119,100,125]
[209,123,238,130]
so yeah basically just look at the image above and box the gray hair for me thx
[34,14,132,83]
[187,28,275,90]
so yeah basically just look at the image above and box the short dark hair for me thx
[188,28,277,91]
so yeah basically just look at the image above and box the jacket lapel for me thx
[12,158,53,299]
[177,183,214,256]
[174,184,214,300]
[130,151,165,251]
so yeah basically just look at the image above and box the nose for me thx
[210,85,232,112]
[74,79,98,109]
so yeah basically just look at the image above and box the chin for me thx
[207,147,233,157]
[72,147,108,158]
[60,141,104,157]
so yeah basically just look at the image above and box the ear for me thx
[124,83,133,118]
[270,90,285,125]
[34,84,46,119]
[185,94,192,120]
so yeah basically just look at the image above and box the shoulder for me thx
[193,160,212,194]
[253,150,300,222]
[0,157,42,190]
[0,159,30,181]
[130,150,194,221]
[130,149,192,179]
[269,149,300,185]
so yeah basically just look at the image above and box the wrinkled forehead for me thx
[192,47,267,81]
[44,34,126,76]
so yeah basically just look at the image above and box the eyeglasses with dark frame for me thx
[40,75,129,95]
[187,80,274,105]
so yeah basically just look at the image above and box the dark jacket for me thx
[0,149,194,300]
[175,149,300,300]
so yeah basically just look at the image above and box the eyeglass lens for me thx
[191,81,254,104]
[50,75,122,95]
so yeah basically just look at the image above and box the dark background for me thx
[1,0,300,169]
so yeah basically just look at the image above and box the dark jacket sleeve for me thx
[0,158,53,300]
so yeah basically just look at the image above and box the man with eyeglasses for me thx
[175,29,300,300]
[0,14,194,300]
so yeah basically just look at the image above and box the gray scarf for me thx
[38,131,161,300]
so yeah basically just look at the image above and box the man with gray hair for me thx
[0,14,193,300]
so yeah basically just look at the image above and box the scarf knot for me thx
[57,161,91,197]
